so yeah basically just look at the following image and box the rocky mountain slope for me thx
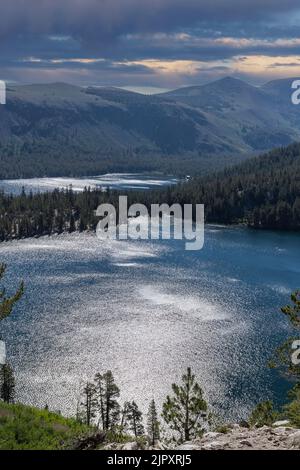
[162,77,300,152]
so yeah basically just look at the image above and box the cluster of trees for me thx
[0,146,186,180]
[0,143,229,180]
[0,187,109,241]
[78,368,208,444]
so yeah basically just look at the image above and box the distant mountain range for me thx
[0,77,299,178]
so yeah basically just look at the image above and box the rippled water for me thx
[0,173,178,195]
[0,227,299,421]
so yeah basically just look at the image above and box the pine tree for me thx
[147,399,160,446]
[0,363,15,403]
[0,263,24,321]
[276,292,300,423]
[120,401,131,432]
[162,367,207,442]
[251,291,300,426]
[0,263,23,405]
[282,291,300,329]
[69,213,76,233]
[80,382,98,426]
[94,372,105,429]
[271,291,300,378]
[94,371,120,431]
[127,401,144,438]
[248,401,278,427]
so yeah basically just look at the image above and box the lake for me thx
[0,226,299,421]
[0,173,178,195]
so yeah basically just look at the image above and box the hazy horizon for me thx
[4,75,299,95]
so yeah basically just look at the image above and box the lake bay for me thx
[0,226,299,420]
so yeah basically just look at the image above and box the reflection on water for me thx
[0,173,178,195]
[0,226,299,421]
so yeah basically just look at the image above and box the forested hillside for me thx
[171,142,300,230]
[0,142,299,240]
[0,82,244,178]
[1,77,300,178]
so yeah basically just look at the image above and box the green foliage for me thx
[105,426,134,444]
[248,401,278,428]
[214,424,231,434]
[0,401,89,450]
[162,367,207,442]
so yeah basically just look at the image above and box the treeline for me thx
[0,142,299,240]
[0,143,237,179]
[0,145,185,179]
[0,187,108,241]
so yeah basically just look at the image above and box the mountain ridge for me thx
[0,77,300,178]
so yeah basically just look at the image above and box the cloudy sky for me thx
[1,0,300,91]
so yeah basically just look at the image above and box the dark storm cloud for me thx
[105,33,300,62]
[1,1,300,87]
[0,0,299,42]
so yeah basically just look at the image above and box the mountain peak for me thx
[216,76,244,84]
[161,77,256,99]
[208,76,255,91]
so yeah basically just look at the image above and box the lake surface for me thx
[0,173,178,195]
[0,227,299,421]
